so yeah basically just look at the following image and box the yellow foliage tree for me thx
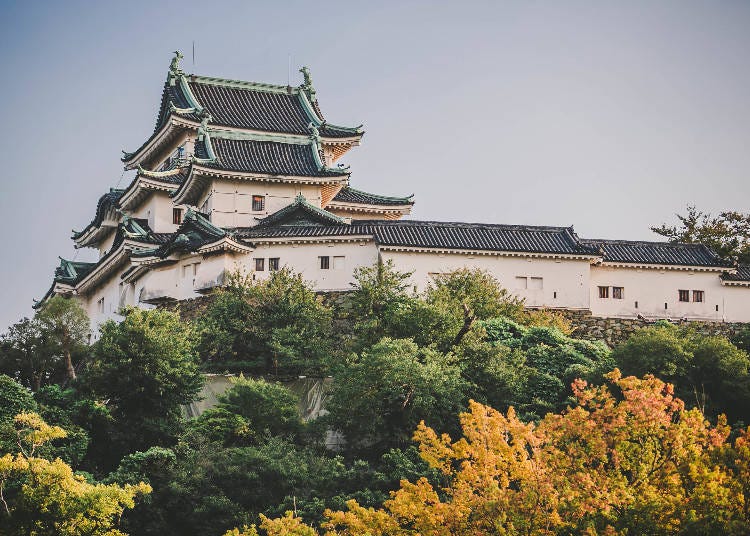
[227,371,750,535]
[0,412,150,536]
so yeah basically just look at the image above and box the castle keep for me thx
[40,53,750,328]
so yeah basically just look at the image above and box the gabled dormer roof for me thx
[254,194,347,228]
[131,209,250,261]
[53,258,97,286]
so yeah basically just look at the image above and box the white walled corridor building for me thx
[39,53,750,328]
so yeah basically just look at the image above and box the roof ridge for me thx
[349,219,576,232]
[189,74,297,94]
[582,237,713,248]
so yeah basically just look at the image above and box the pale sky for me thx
[1,0,749,330]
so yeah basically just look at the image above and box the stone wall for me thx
[548,308,748,347]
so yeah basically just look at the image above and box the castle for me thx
[39,53,750,328]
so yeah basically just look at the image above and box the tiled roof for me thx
[581,239,733,268]
[154,83,200,132]
[186,80,358,139]
[132,210,227,259]
[255,194,345,228]
[331,187,414,206]
[72,189,124,239]
[195,137,349,178]
[54,259,97,286]
[236,220,600,256]
[722,264,750,282]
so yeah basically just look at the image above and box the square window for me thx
[598,286,609,299]
[173,208,183,225]
[254,258,265,271]
[515,276,528,289]
[319,256,330,270]
[252,195,265,212]
[529,277,543,290]
[693,290,704,303]
[678,290,690,302]
[269,258,280,271]
[333,256,345,270]
[612,287,624,299]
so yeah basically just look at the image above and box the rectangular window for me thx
[319,256,330,270]
[333,256,345,270]
[612,286,624,299]
[173,208,183,224]
[529,277,543,290]
[252,195,265,212]
[269,258,280,271]
[598,286,609,299]
[97,297,104,313]
[192,263,200,276]
[693,290,704,303]
[678,289,690,302]
[254,258,265,272]
[515,276,528,289]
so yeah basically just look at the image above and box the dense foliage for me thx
[1,261,749,535]
[652,205,750,263]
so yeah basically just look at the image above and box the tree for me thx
[35,296,90,382]
[83,307,203,464]
[325,338,469,458]
[317,371,748,535]
[197,269,334,375]
[612,323,750,423]
[651,205,750,263]
[345,260,414,349]
[0,412,150,536]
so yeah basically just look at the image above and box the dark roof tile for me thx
[332,187,413,206]
[195,137,348,178]
[236,220,599,256]
[582,239,733,267]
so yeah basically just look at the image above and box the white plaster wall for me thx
[202,180,323,228]
[243,241,378,291]
[589,265,727,320]
[97,231,117,258]
[131,192,180,234]
[378,250,591,309]
[719,285,750,323]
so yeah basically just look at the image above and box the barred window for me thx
[612,287,624,299]
[693,290,704,303]
[252,195,265,211]
[173,208,183,224]
[255,258,265,271]
[598,286,609,299]
[269,258,280,271]
[319,256,330,270]
[678,290,690,302]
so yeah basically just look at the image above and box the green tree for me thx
[0,318,60,391]
[613,323,750,423]
[325,338,469,458]
[197,269,334,375]
[652,205,750,263]
[345,260,414,349]
[35,296,90,382]
[83,307,203,465]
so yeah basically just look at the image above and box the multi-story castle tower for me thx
[40,53,750,328]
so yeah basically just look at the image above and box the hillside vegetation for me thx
[2,262,750,535]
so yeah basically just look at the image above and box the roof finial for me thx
[299,66,316,102]
[168,51,184,85]
[170,51,184,74]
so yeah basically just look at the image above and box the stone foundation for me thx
[547,308,748,347]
